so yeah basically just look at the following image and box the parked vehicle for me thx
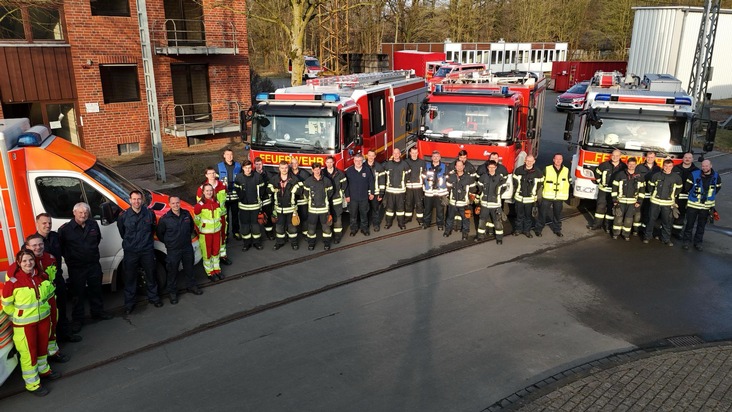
[288,56,325,80]
[552,61,626,92]
[428,62,488,90]
[563,71,716,205]
[555,81,590,112]
[245,71,427,171]
[392,50,446,79]
[417,70,547,199]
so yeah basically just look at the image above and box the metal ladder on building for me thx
[306,70,414,88]
[136,0,166,181]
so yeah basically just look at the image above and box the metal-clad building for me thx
[628,6,732,99]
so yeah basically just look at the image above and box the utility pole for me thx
[687,0,720,137]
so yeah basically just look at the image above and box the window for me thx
[100,65,140,103]
[90,0,130,17]
[342,112,356,147]
[368,93,386,135]
[118,142,140,155]
[35,177,107,219]
[29,7,63,40]
[0,6,24,39]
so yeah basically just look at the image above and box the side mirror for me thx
[352,112,363,146]
[100,202,121,226]
[563,112,575,141]
[527,107,536,123]
[704,120,717,152]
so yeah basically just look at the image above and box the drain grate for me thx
[666,335,705,347]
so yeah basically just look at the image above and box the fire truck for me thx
[417,70,546,198]
[245,71,427,171]
[563,71,716,205]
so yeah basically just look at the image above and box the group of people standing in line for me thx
[587,150,721,250]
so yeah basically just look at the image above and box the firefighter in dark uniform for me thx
[589,149,626,232]
[156,196,203,304]
[293,162,334,250]
[254,156,275,241]
[366,149,386,232]
[59,202,113,333]
[217,148,242,240]
[477,152,509,178]
[475,161,507,244]
[235,160,266,251]
[269,160,301,250]
[636,151,661,232]
[345,153,375,236]
[643,159,683,246]
[444,160,476,240]
[512,155,543,237]
[611,158,645,240]
[290,157,312,236]
[449,149,477,176]
[683,159,722,251]
[383,148,411,230]
[404,146,425,226]
[117,190,163,314]
[672,152,698,237]
[324,156,348,244]
[34,213,81,343]
[422,150,449,230]
[535,153,571,237]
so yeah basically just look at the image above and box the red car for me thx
[555,81,589,112]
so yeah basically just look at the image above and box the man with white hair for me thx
[59,202,113,333]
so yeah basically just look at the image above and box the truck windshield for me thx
[434,67,453,78]
[252,113,337,153]
[586,116,687,154]
[423,103,512,142]
[86,162,151,206]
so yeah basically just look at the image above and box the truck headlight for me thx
[579,167,595,179]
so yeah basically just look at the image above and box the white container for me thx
[628,6,732,99]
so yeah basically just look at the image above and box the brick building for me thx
[0,0,250,159]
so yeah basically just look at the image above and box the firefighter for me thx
[269,160,301,250]
[611,158,645,240]
[2,249,60,396]
[449,149,477,177]
[588,149,626,232]
[404,146,425,226]
[636,151,661,231]
[475,161,507,244]
[25,234,68,363]
[672,152,698,237]
[422,150,449,230]
[444,160,476,240]
[512,155,544,237]
[643,159,683,246]
[59,202,113,333]
[235,160,266,251]
[290,157,312,236]
[477,152,509,177]
[118,190,163,314]
[324,156,348,244]
[194,183,223,281]
[383,148,411,229]
[535,153,571,237]
[345,153,375,236]
[156,196,203,304]
[217,148,242,240]
[254,156,275,241]
[196,167,231,265]
[682,159,722,251]
[366,149,386,231]
[33,213,80,343]
[293,162,334,250]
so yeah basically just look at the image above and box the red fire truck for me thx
[563,72,716,206]
[245,71,427,171]
[417,70,546,196]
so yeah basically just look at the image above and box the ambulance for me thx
[245,70,428,171]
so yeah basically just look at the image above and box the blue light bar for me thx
[322,93,340,102]
[595,94,611,101]
[674,97,692,106]
[256,93,270,101]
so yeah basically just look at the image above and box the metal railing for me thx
[161,100,243,136]
[150,19,238,53]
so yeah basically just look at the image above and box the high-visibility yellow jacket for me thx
[2,265,53,326]
[194,197,223,234]
[542,165,571,201]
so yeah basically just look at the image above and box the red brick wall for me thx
[64,0,250,158]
